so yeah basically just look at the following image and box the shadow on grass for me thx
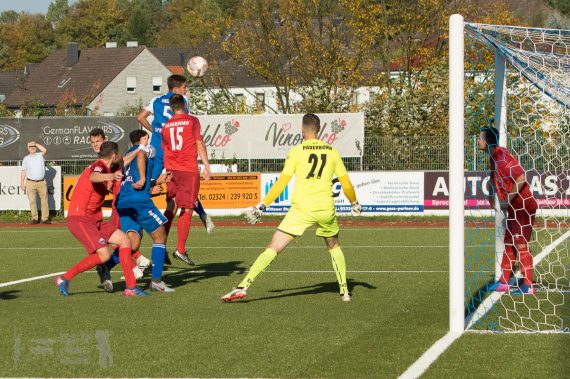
[0,290,20,300]
[161,260,247,288]
[240,279,377,303]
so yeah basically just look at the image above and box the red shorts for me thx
[504,206,536,245]
[166,170,200,209]
[67,216,117,254]
[109,207,120,229]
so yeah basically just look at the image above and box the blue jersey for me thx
[115,145,153,207]
[144,93,189,153]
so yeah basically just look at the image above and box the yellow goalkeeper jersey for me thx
[282,138,348,212]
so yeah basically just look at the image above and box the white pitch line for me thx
[398,332,462,379]
[0,268,494,289]
[0,272,64,288]
[0,226,452,233]
[0,245,451,250]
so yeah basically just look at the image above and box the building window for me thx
[126,76,137,93]
[255,92,265,112]
[152,76,162,93]
[234,93,245,112]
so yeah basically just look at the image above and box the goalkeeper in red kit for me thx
[55,142,149,297]
[479,127,538,295]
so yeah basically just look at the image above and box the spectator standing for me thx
[20,141,50,224]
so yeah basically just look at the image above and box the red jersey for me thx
[491,146,537,210]
[68,160,111,218]
[161,113,203,172]
[110,158,124,198]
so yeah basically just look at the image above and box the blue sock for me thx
[105,247,120,269]
[194,200,206,218]
[151,243,166,281]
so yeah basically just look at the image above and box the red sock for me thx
[132,250,141,259]
[63,254,103,282]
[118,247,136,288]
[176,209,192,253]
[499,245,516,283]
[164,210,175,236]
[518,246,533,286]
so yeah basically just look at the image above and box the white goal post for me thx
[449,14,570,333]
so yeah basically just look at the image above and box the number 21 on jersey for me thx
[306,153,327,179]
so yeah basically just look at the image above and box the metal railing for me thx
[2,134,566,175]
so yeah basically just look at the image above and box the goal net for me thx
[450,18,569,333]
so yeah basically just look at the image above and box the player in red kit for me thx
[88,128,151,292]
[55,141,149,297]
[161,94,211,265]
[479,127,538,295]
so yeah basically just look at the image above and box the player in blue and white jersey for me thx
[114,129,173,292]
[137,74,215,237]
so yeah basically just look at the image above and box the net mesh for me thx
[463,22,569,332]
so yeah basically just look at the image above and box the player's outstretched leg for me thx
[221,248,277,302]
[56,251,106,296]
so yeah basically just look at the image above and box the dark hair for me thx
[129,129,148,144]
[98,141,118,158]
[169,94,186,111]
[481,127,499,146]
[302,113,320,134]
[89,128,106,139]
[167,74,187,91]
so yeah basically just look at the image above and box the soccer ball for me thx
[187,56,208,77]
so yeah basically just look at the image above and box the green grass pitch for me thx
[0,223,568,378]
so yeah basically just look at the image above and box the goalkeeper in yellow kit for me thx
[221,114,361,302]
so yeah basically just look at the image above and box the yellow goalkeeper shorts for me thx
[277,206,339,238]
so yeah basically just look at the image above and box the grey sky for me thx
[0,0,78,14]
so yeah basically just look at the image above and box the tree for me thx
[156,0,224,48]
[47,0,69,28]
[222,0,383,113]
[0,13,55,70]
[116,0,164,46]
[55,0,128,48]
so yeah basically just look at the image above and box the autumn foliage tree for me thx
[222,0,384,113]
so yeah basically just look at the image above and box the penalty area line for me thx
[398,332,462,379]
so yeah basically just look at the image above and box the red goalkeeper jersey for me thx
[161,113,203,173]
[68,160,111,219]
[491,146,537,210]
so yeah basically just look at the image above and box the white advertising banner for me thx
[0,166,62,210]
[261,171,424,214]
[196,113,364,160]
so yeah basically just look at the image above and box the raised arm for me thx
[136,109,153,133]
[34,142,47,156]
[90,171,122,183]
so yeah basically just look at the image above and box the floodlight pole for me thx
[494,51,508,281]
[449,14,465,334]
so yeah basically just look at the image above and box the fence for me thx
[2,134,565,175]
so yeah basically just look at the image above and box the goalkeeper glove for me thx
[351,201,362,216]
[244,202,266,224]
